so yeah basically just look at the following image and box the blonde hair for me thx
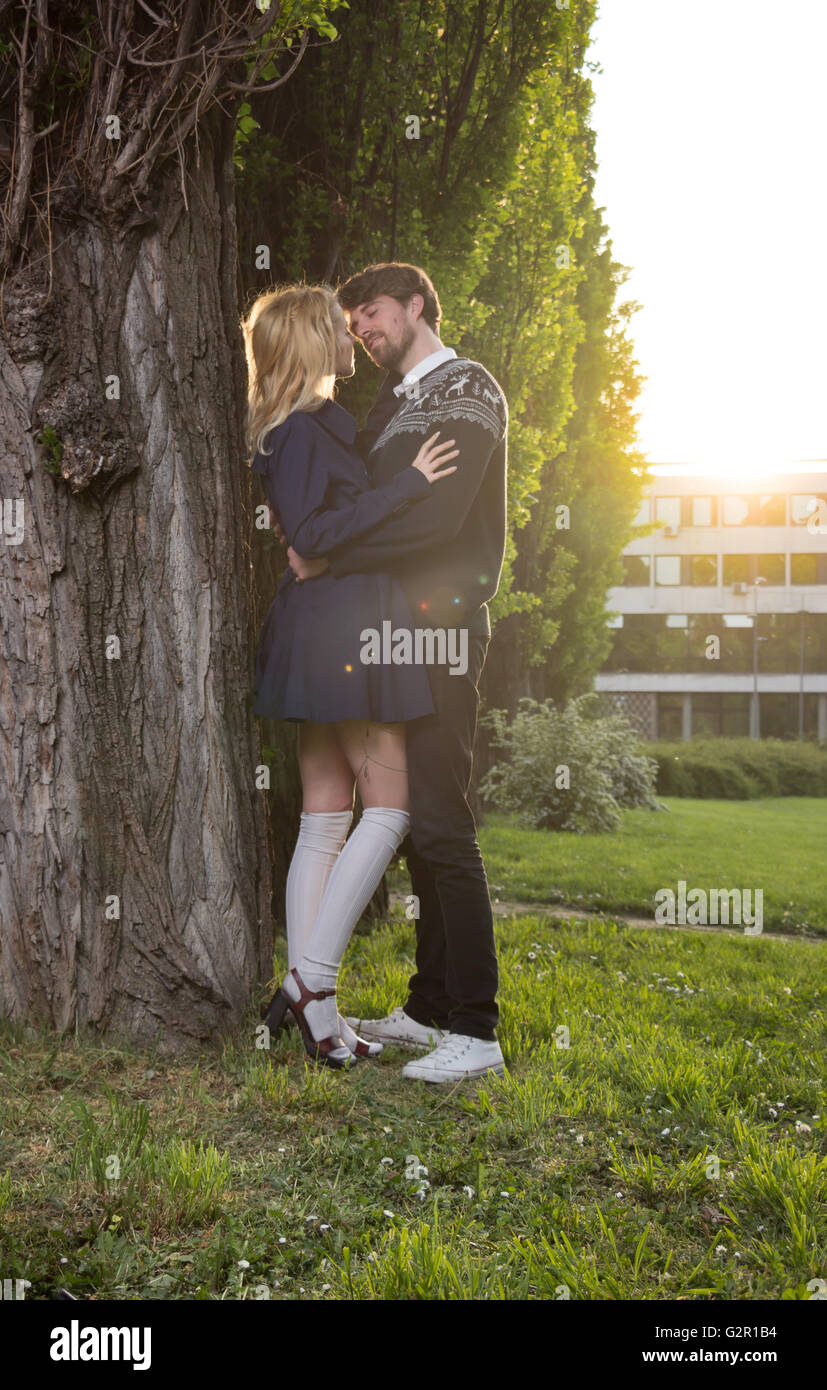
[241,283,338,457]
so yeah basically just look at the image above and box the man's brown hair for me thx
[337,262,442,333]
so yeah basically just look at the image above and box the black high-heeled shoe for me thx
[262,968,357,1070]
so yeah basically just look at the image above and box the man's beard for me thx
[371,321,416,373]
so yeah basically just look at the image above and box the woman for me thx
[241,284,458,1070]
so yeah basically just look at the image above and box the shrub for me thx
[650,738,827,798]
[479,693,659,833]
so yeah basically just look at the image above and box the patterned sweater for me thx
[328,356,508,637]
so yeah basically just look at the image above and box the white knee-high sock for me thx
[284,808,367,1051]
[285,810,353,970]
[288,807,410,1041]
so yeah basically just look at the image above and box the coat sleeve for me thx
[253,412,431,559]
[327,379,507,576]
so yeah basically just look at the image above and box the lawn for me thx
[421,798,826,937]
[1,906,824,1300]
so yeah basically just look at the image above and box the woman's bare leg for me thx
[296,721,355,813]
[333,720,409,810]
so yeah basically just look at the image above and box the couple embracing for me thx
[241,262,508,1084]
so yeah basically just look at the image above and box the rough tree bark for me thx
[0,107,272,1049]
[0,2,325,1051]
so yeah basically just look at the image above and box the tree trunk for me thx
[0,108,272,1052]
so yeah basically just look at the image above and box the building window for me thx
[692,694,722,737]
[622,554,651,586]
[655,497,681,529]
[791,553,818,585]
[656,614,689,670]
[723,554,749,585]
[691,694,750,737]
[791,493,827,525]
[761,693,820,739]
[722,495,785,526]
[691,496,715,526]
[655,555,681,586]
[757,554,785,585]
[723,495,750,525]
[721,695,751,737]
[657,694,683,740]
[690,554,717,585]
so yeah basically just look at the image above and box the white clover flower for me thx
[383,1210,394,1217]
[237,1259,250,1269]
[322,1283,331,1292]
[795,1121,812,1133]
[661,1128,671,1136]
[463,1186,475,1198]
[278,1237,287,1244]
[319,1224,330,1232]
[715,1245,727,1256]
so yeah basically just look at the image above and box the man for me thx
[279,262,508,1083]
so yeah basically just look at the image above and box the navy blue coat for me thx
[251,398,436,723]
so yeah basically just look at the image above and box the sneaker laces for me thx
[430,1033,475,1061]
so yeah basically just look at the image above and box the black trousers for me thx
[401,633,499,1041]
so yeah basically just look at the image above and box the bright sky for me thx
[587,0,827,479]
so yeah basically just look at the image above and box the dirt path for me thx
[387,891,824,947]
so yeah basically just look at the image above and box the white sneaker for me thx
[401,1032,506,1083]
[341,1006,447,1050]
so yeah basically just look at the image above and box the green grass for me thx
[420,799,826,937]
[1,912,824,1300]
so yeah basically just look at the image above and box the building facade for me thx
[594,469,827,741]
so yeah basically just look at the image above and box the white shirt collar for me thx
[392,346,457,397]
